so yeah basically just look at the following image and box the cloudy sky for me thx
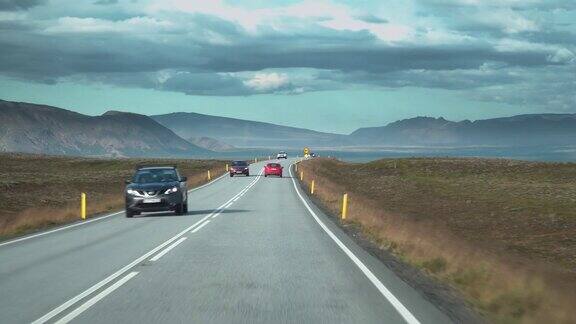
[0,0,574,133]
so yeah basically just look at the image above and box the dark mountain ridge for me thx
[0,100,209,157]
[351,114,576,146]
[2,99,576,158]
[152,112,345,148]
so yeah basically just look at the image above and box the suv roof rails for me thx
[135,164,177,170]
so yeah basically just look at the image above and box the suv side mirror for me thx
[125,179,131,184]
[180,176,187,182]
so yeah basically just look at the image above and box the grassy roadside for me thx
[297,157,576,323]
[0,153,228,239]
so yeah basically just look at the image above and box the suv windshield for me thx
[231,161,248,166]
[133,169,178,184]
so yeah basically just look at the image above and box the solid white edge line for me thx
[0,172,229,248]
[0,211,123,248]
[54,271,139,324]
[32,171,261,324]
[190,220,211,233]
[288,163,421,324]
[149,237,187,262]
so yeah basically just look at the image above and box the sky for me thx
[0,0,574,134]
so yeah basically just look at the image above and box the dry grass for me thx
[298,157,576,323]
[0,153,227,238]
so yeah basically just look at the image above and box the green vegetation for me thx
[0,153,226,238]
[298,157,576,323]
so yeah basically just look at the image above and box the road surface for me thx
[0,158,452,324]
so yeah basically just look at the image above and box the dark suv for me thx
[229,160,249,177]
[125,166,188,217]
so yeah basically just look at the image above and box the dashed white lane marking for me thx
[31,214,211,324]
[0,172,229,249]
[150,237,187,262]
[54,272,139,324]
[32,167,264,324]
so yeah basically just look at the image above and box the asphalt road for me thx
[0,158,452,324]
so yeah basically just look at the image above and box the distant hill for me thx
[0,100,209,157]
[3,99,576,158]
[350,115,576,146]
[152,112,345,148]
[188,136,235,151]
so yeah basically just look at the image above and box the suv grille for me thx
[139,190,160,196]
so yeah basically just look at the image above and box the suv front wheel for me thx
[175,203,185,215]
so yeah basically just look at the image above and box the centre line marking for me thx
[190,220,211,233]
[32,168,263,324]
[0,172,229,249]
[54,272,139,324]
[150,237,187,262]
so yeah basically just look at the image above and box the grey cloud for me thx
[162,72,299,96]
[356,14,388,24]
[198,40,564,74]
[473,84,576,111]
[68,71,299,96]
[0,20,569,94]
[521,29,576,46]
[161,73,251,96]
[0,3,574,108]
[93,0,117,5]
[417,0,576,11]
[321,67,522,91]
[0,20,37,31]
[470,65,576,110]
[319,62,576,112]
[0,0,45,11]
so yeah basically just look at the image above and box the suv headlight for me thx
[126,189,139,196]
[165,187,178,194]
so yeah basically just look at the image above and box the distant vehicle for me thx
[277,151,288,159]
[310,153,316,157]
[264,163,283,177]
[230,160,250,177]
[125,166,188,218]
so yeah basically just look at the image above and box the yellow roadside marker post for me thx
[81,193,86,220]
[226,164,229,172]
[207,170,211,181]
[341,193,348,220]
[300,171,304,181]
[295,163,298,172]
[311,180,315,195]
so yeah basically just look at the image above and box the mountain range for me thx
[151,112,344,148]
[350,115,576,146]
[187,137,235,152]
[2,99,576,158]
[0,100,208,157]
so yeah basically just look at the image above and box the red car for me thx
[264,163,283,177]
[229,160,249,177]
